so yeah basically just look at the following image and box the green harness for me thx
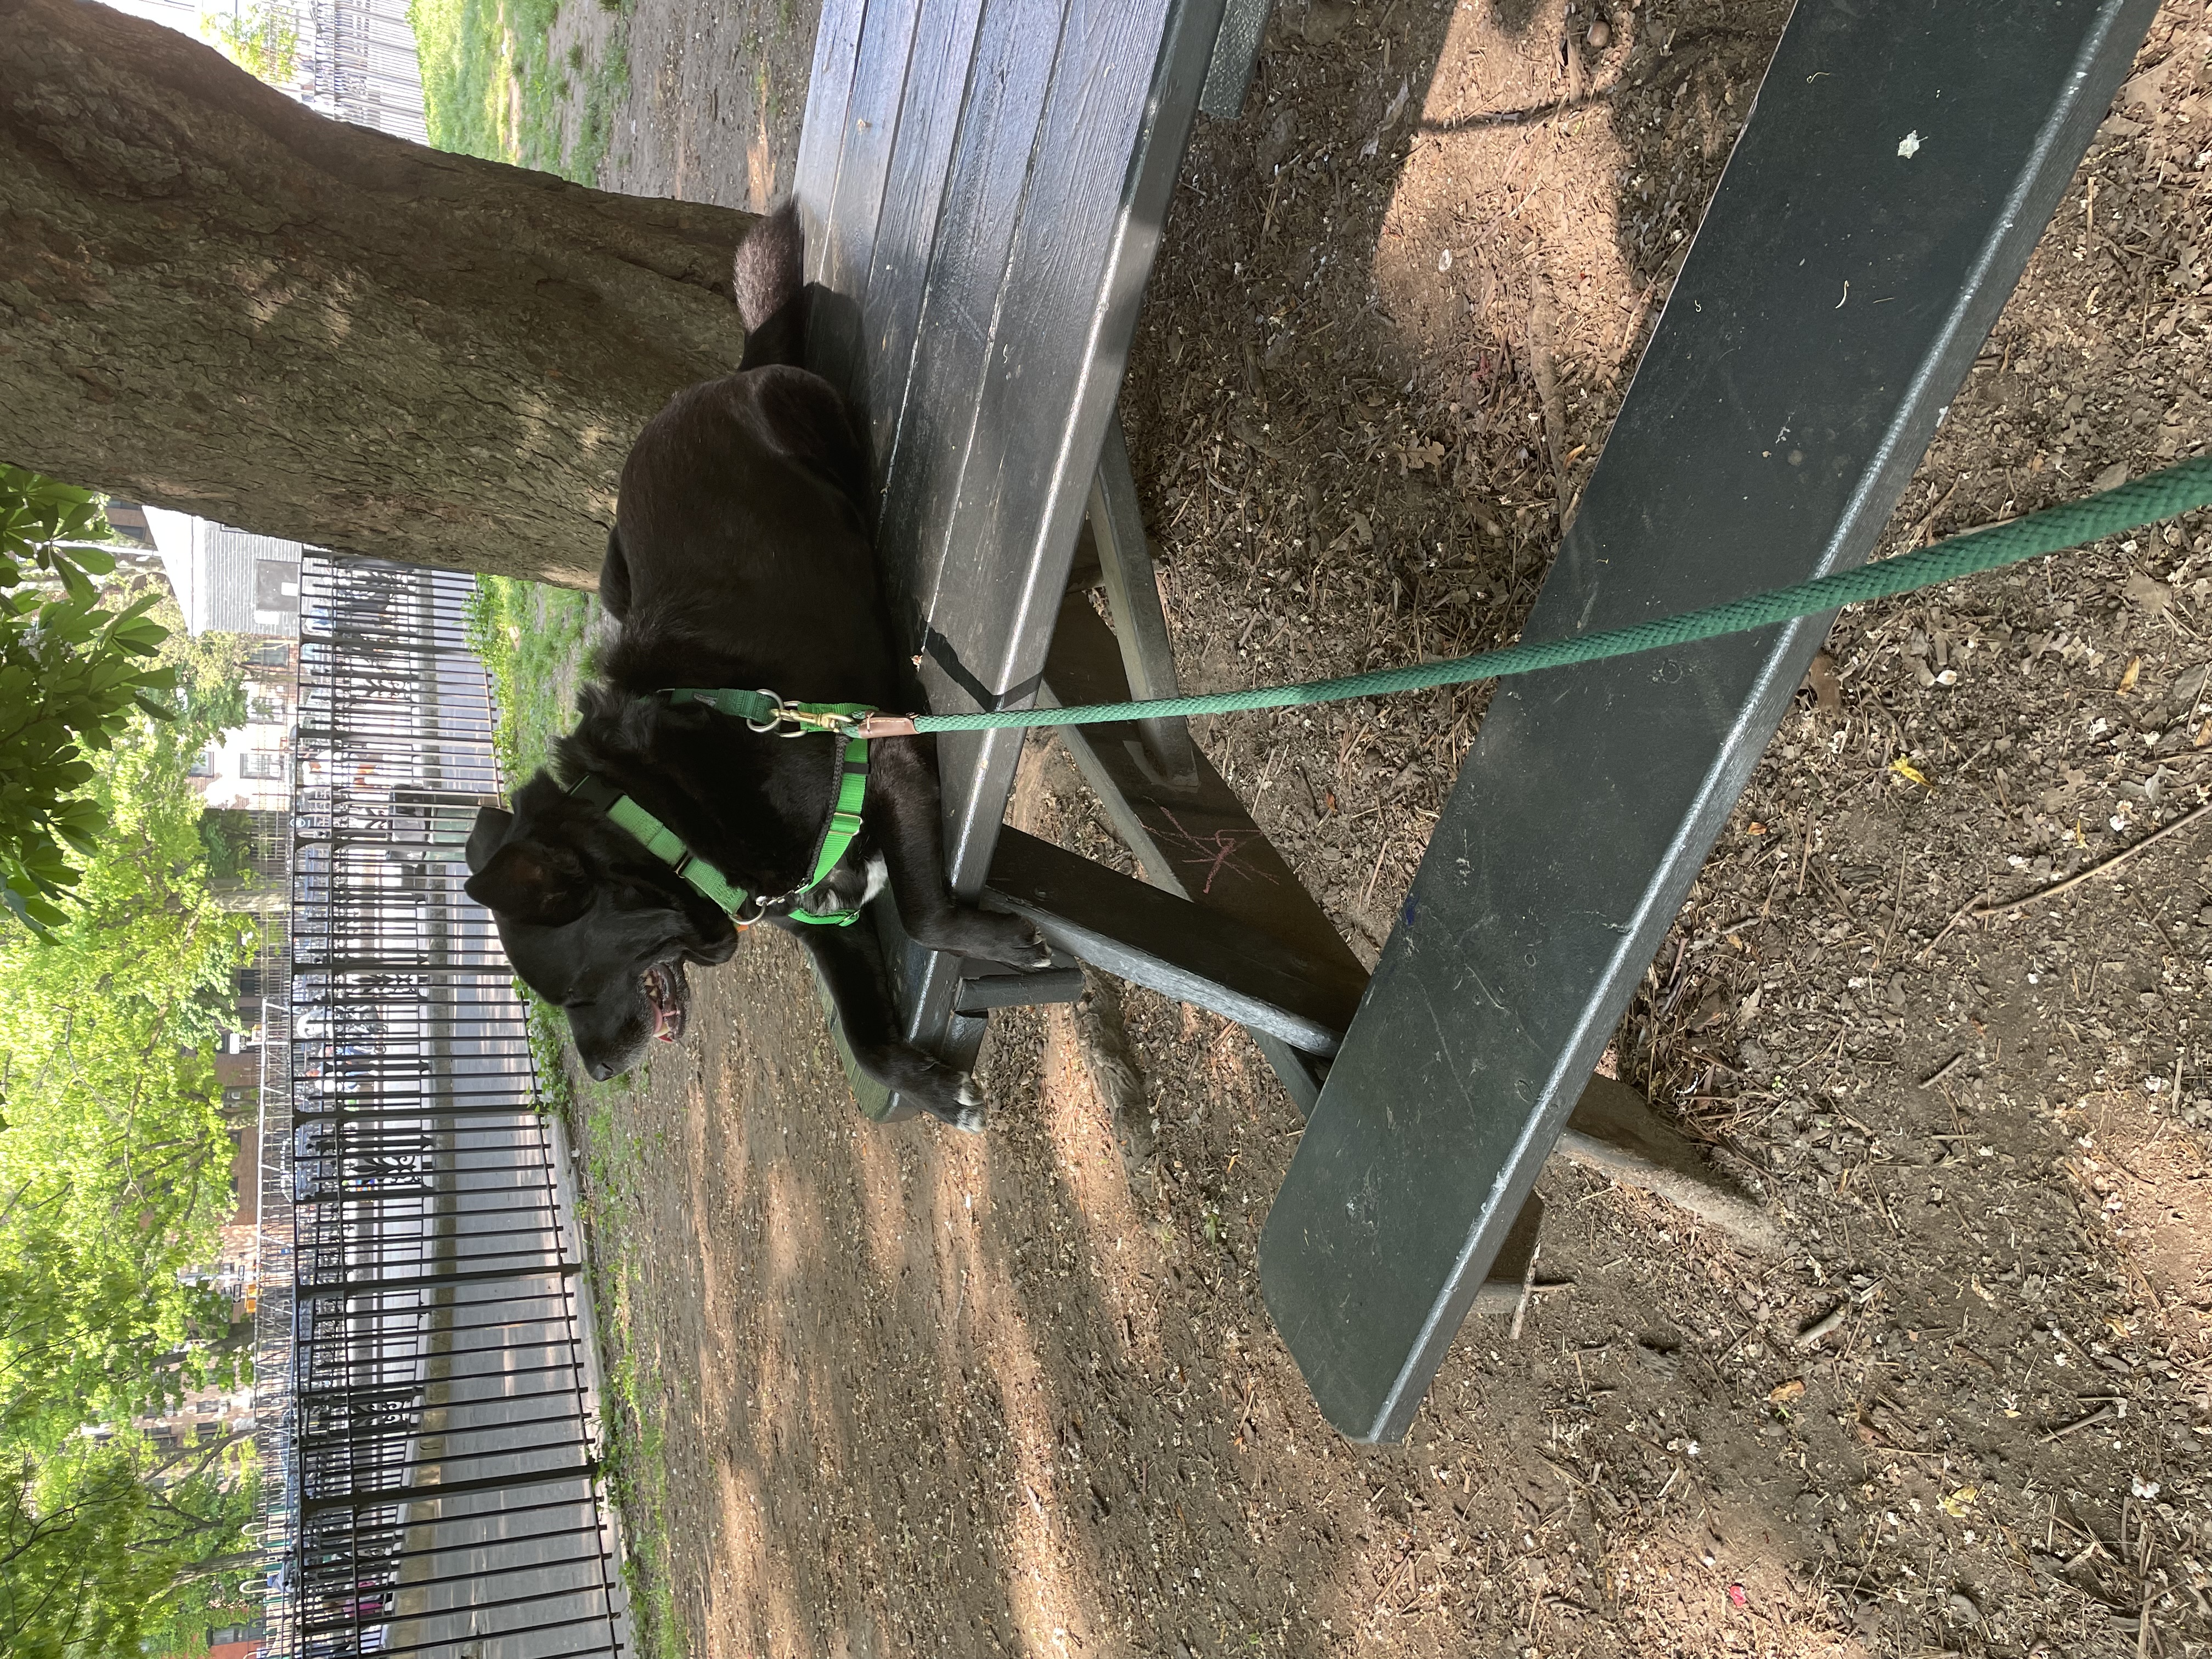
[568,687,877,928]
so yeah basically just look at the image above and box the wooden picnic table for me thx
[788,0,2158,1444]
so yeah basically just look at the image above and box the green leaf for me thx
[50,557,96,607]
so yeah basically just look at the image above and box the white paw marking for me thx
[953,1106,986,1134]
[956,1075,983,1107]
[862,850,889,908]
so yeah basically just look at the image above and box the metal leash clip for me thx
[774,705,865,737]
[740,688,791,734]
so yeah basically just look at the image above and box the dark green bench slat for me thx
[1257,0,2159,1442]
[872,0,1074,627]
[894,0,1226,1080]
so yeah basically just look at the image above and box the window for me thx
[254,560,300,614]
[247,642,290,668]
[240,752,286,781]
[249,696,284,725]
[188,749,216,778]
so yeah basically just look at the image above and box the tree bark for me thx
[0,0,758,586]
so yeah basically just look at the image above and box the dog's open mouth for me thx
[642,963,686,1041]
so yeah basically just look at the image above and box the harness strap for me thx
[567,774,758,921]
[565,687,883,929]
[787,732,871,925]
[663,686,785,726]
[664,686,878,926]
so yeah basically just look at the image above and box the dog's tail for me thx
[734,202,803,356]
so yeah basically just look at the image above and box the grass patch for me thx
[409,0,631,181]
[568,1058,680,1659]
[464,574,596,781]
[568,31,630,187]
[598,1294,684,1659]
[465,574,600,1114]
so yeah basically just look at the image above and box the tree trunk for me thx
[176,1550,266,1583]
[0,0,758,586]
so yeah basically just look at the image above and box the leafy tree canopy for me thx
[0,602,255,1447]
[1,1432,259,1659]
[0,465,182,933]
[0,475,262,1652]
[198,1,300,87]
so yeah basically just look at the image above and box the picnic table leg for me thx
[1087,412,1200,784]
[1039,586,1368,1115]
[1199,0,1273,120]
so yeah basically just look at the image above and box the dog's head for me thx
[464,775,741,1080]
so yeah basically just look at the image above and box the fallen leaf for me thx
[1302,0,1352,43]
[1888,757,1933,789]
[2117,655,2141,695]
[2123,569,2174,616]
[2094,460,2131,492]
[2119,58,2172,112]
[1939,1485,1978,1518]
[1805,652,1843,717]
[1768,1379,1806,1404]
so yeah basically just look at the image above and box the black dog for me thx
[464,206,1048,1128]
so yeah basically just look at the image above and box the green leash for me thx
[566,455,2212,921]
[838,455,2212,737]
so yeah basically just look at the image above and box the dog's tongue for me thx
[646,969,683,1041]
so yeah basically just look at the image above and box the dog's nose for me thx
[586,1058,614,1081]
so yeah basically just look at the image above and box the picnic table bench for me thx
[789,0,2158,1440]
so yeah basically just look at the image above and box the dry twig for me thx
[1939,802,2211,935]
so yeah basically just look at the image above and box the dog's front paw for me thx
[892,1060,988,1131]
[949,1074,986,1132]
[974,913,1052,972]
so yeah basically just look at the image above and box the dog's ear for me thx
[464,839,592,927]
[465,806,515,874]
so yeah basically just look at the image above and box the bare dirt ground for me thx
[566,1,2212,1654]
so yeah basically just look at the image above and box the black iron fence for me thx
[258,557,627,1659]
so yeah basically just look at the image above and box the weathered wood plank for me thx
[792,0,1229,1113]
[793,0,867,226]
[870,0,1071,623]
[805,0,929,407]
[893,0,1227,1077]
[842,0,994,493]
